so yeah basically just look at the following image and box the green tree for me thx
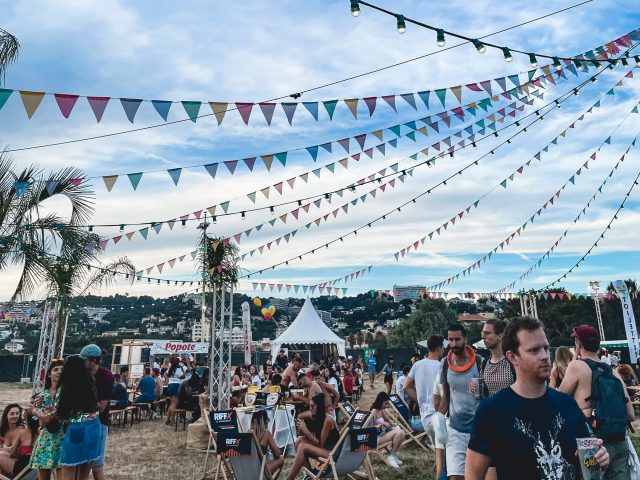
[388,298,456,347]
[0,28,19,83]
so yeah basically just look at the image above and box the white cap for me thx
[347,355,353,360]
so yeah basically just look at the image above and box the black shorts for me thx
[384,374,393,384]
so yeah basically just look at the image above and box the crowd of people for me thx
[394,318,637,479]
[2,318,639,479]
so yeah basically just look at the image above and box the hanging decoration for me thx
[2,29,633,125]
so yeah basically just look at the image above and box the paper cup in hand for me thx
[576,438,603,480]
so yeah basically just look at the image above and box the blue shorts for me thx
[59,418,101,467]
[167,383,180,397]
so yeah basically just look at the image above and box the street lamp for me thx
[589,280,605,340]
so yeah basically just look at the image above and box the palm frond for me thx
[0,29,19,85]
[196,235,239,287]
[80,256,136,296]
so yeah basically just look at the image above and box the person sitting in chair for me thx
[111,374,129,410]
[250,410,284,477]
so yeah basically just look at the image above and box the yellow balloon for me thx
[253,297,262,307]
[268,305,276,314]
[261,307,268,316]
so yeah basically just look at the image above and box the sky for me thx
[1,0,640,301]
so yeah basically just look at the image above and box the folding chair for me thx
[222,431,283,480]
[202,409,239,480]
[0,463,37,480]
[301,426,377,480]
[387,394,432,452]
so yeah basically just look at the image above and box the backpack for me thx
[582,358,628,441]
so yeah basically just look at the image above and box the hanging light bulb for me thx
[552,57,562,71]
[241,211,246,220]
[574,59,584,71]
[591,76,598,83]
[621,58,628,67]
[573,88,579,96]
[555,100,561,109]
[350,0,360,17]
[502,47,512,62]
[396,15,406,34]
[528,53,538,68]
[472,39,486,54]
[635,56,640,67]
[436,29,445,47]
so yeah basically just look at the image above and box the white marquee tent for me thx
[270,298,346,359]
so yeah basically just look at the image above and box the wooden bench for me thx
[124,406,138,426]
[153,398,167,418]
[108,409,127,430]
[135,403,154,421]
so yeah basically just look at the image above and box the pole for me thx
[200,213,208,342]
[589,281,605,341]
[59,312,70,356]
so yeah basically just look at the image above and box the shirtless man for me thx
[296,373,323,405]
[560,325,634,480]
[280,356,303,390]
[311,370,339,417]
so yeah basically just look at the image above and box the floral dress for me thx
[29,389,62,469]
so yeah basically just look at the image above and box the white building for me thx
[81,307,111,322]
[192,320,210,342]
[268,298,290,310]
[385,319,402,328]
[393,285,426,302]
[183,293,202,307]
[317,310,333,327]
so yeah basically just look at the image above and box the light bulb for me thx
[574,59,584,71]
[396,15,406,34]
[552,57,562,71]
[573,88,579,96]
[529,53,538,68]
[591,77,598,83]
[502,47,512,62]
[472,39,486,54]
[350,0,360,16]
[436,29,445,47]
[635,56,640,67]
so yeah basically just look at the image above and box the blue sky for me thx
[1,0,640,300]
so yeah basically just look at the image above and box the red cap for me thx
[571,325,600,344]
[171,357,180,366]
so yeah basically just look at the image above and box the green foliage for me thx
[388,299,456,348]
[197,235,239,286]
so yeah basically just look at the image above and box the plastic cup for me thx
[576,437,603,480]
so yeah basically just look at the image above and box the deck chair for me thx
[220,431,282,480]
[336,401,356,426]
[202,409,240,480]
[301,426,377,480]
[387,394,432,452]
[0,463,37,480]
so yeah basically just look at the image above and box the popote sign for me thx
[150,341,209,355]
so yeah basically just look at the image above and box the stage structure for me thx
[519,290,538,319]
[32,299,59,394]
[208,284,234,410]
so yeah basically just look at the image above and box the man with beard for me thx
[280,356,303,390]
[466,317,609,479]
[438,324,483,479]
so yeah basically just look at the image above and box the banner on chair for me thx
[150,341,209,355]
[216,432,252,457]
[350,427,378,452]
[209,410,239,433]
[350,410,370,429]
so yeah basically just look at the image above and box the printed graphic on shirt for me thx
[513,413,577,480]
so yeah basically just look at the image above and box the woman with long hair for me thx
[371,391,405,469]
[286,393,339,480]
[53,356,101,480]
[29,358,64,480]
[0,404,26,475]
[617,363,639,386]
[550,346,574,389]
[250,410,283,476]
[165,357,186,425]
[2,415,38,478]
[249,365,261,389]
[231,366,242,389]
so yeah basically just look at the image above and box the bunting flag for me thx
[1,30,634,123]
[100,86,538,248]
[59,80,543,191]
[494,133,639,294]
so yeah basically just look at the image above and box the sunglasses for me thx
[50,358,64,364]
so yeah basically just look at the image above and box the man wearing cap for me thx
[560,325,635,479]
[80,344,113,480]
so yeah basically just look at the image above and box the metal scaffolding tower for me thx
[32,300,60,394]
[208,284,234,411]
[519,290,539,319]
[589,281,605,340]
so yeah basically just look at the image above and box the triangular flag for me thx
[281,102,298,125]
[19,91,46,119]
[102,175,118,192]
[224,160,238,174]
[235,102,254,124]
[417,91,430,108]
[45,180,59,196]
[450,86,462,104]
[243,157,256,171]
[303,102,319,120]
[204,163,218,179]
[363,97,377,116]
[120,98,142,123]
[247,192,257,203]
[167,168,182,186]
[382,95,396,111]
[400,93,417,109]
[151,100,172,121]
[181,101,201,122]
[209,102,228,125]
[344,98,358,118]
[13,181,29,197]
[127,173,143,190]
[434,88,447,107]
[259,102,276,125]
[87,96,110,122]
[307,146,319,161]
[0,88,13,112]
[323,100,338,120]
[54,93,79,118]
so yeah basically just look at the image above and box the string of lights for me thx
[350,0,637,69]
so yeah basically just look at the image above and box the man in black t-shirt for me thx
[466,316,609,479]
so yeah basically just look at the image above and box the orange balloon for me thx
[264,312,272,320]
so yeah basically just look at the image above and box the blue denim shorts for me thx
[59,417,101,467]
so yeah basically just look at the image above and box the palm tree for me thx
[0,28,19,84]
